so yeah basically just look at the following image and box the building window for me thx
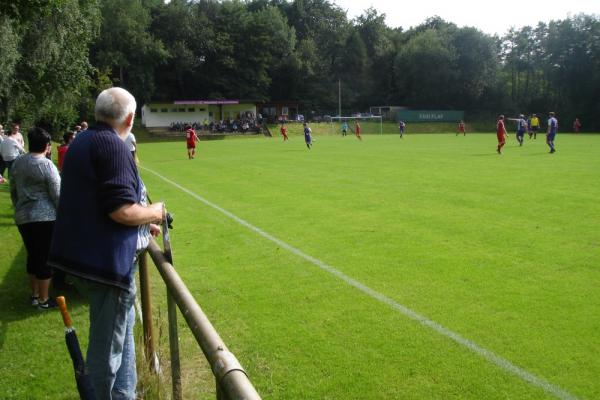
[178,108,186,112]
[188,108,195,112]
[161,108,168,112]
[150,108,158,113]
[171,108,178,112]
[282,106,289,116]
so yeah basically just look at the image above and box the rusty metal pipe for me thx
[146,238,261,400]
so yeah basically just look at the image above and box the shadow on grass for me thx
[0,246,87,351]
[0,246,33,350]
[140,158,192,164]
[0,186,15,226]
[0,210,14,227]
[0,211,16,227]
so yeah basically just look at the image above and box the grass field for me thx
[1,131,599,399]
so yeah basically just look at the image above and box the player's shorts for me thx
[304,135,312,143]
[547,133,556,142]
[497,134,505,142]
[517,130,525,137]
[187,143,196,149]
[532,126,539,132]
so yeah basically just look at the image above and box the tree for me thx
[0,0,101,135]
[150,0,209,100]
[354,8,395,107]
[394,29,458,108]
[91,0,167,104]
[282,0,351,111]
[450,27,499,109]
[339,30,368,108]
[0,18,21,119]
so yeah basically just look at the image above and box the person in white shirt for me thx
[124,132,137,161]
[1,123,26,178]
[0,124,5,183]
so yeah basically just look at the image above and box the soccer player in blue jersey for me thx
[508,114,527,146]
[546,112,558,153]
[303,123,312,149]
[341,121,348,137]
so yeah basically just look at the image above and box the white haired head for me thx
[95,87,137,125]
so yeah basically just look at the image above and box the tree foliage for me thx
[0,0,100,135]
[2,1,600,132]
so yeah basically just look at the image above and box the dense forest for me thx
[1,0,599,133]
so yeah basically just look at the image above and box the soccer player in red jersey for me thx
[354,121,362,141]
[280,123,289,141]
[496,115,507,154]
[457,120,466,136]
[186,124,199,159]
[573,118,581,134]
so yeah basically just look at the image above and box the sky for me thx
[332,0,599,35]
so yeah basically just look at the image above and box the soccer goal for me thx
[329,116,383,136]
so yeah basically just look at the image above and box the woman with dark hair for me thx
[10,127,61,309]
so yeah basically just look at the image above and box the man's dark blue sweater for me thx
[48,124,141,290]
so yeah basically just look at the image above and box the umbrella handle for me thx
[56,296,73,328]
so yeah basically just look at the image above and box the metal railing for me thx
[138,237,261,400]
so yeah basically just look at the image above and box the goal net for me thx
[328,116,383,136]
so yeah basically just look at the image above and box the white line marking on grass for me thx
[140,165,579,400]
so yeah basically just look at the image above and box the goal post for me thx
[329,116,383,135]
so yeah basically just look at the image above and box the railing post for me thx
[216,376,226,400]
[138,251,159,373]
[161,213,182,400]
[168,288,182,400]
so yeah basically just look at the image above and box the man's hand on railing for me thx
[149,223,161,237]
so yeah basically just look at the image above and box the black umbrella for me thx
[162,206,174,263]
[56,296,97,400]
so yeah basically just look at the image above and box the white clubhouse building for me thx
[141,100,257,128]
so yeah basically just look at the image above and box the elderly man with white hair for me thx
[49,87,164,399]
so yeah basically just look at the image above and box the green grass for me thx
[270,120,503,136]
[0,182,88,399]
[1,132,599,399]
